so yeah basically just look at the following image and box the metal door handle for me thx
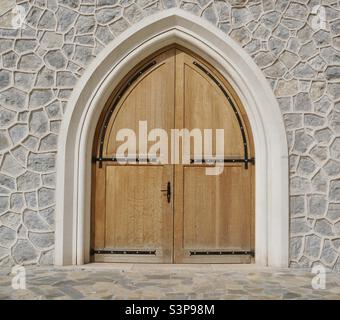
[161,182,171,203]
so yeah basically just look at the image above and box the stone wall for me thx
[0,0,339,270]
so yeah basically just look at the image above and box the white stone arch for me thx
[55,9,289,267]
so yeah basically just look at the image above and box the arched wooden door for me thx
[91,47,255,263]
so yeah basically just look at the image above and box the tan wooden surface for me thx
[92,47,255,263]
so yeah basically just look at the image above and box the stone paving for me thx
[0,0,340,270]
[0,264,340,300]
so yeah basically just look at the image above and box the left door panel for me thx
[92,49,175,263]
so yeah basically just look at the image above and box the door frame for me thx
[55,9,289,268]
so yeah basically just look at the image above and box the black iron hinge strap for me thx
[193,61,251,169]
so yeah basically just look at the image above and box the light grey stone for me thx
[0,70,11,90]
[329,180,340,202]
[308,55,326,72]
[304,114,325,127]
[0,88,27,111]
[56,71,77,87]
[315,219,334,237]
[23,210,50,231]
[39,249,54,265]
[290,176,311,195]
[275,79,299,96]
[328,83,340,100]
[326,204,340,222]
[285,3,308,20]
[11,145,28,165]
[0,212,21,229]
[40,32,63,49]
[292,63,316,79]
[268,37,285,55]
[29,89,54,108]
[17,171,41,191]
[26,6,43,28]
[283,114,302,130]
[75,15,96,34]
[25,192,37,208]
[45,100,62,119]
[287,37,301,53]
[328,111,340,134]
[1,153,25,177]
[0,196,9,214]
[297,156,317,176]
[281,18,304,30]
[203,4,218,25]
[330,138,340,159]
[279,50,299,69]
[44,50,67,69]
[0,173,15,191]
[299,41,317,60]
[39,207,55,226]
[59,0,80,9]
[2,51,18,69]
[39,134,58,151]
[321,240,338,265]
[38,188,55,207]
[253,51,276,68]
[56,6,78,32]
[29,232,54,250]
[0,226,16,248]
[320,47,340,65]
[14,39,38,53]
[8,124,28,144]
[263,61,287,77]
[109,17,129,36]
[95,26,115,44]
[0,131,10,151]
[311,170,328,193]
[290,236,303,259]
[334,221,340,234]
[42,173,56,188]
[12,239,39,263]
[14,72,35,91]
[73,45,94,65]
[305,234,321,258]
[291,217,310,234]
[277,97,291,113]
[293,130,314,153]
[308,195,327,217]
[294,92,312,111]
[314,128,333,144]
[310,146,328,163]
[0,107,16,127]
[312,30,331,47]
[27,153,56,173]
[229,27,251,46]
[10,193,25,212]
[36,68,55,88]
[313,96,331,115]
[95,7,121,24]
[29,110,49,137]
[324,160,340,177]
[290,195,305,216]
[18,53,42,72]
[310,82,326,101]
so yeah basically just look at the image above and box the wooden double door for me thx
[92,47,255,263]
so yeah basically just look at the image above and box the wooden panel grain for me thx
[183,165,252,251]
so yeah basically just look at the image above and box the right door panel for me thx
[174,49,255,263]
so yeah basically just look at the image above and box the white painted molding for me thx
[55,9,289,267]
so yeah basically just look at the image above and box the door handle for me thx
[161,182,171,203]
